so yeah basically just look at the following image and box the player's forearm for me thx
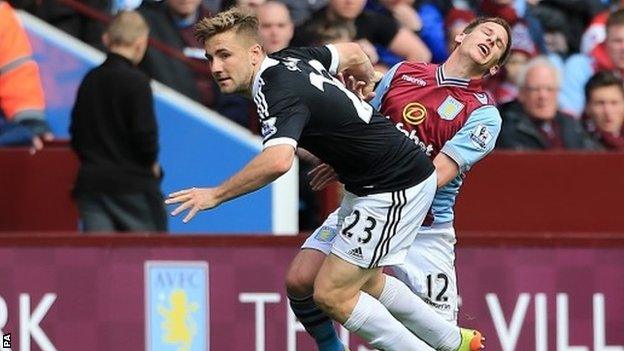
[433,152,459,188]
[214,145,295,204]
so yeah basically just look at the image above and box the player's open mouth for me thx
[218,78,231,84]
[478,44,490,57]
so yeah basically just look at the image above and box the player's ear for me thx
[489,64,500,76]
[454,32,466,45]
[250,43,263,65]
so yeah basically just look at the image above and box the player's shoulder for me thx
[396,61,435,75]
[469,90,497,107]
[388,61,435,86]
[467,100,502,126]
[270,46,329,62]
[257,57,294,86]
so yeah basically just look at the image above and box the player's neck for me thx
[443,53,483,80]
[246,53,268,97]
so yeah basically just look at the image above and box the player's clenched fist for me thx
[165,187,221,223]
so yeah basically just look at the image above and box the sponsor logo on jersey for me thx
[437,96,464,121]
[261,117,277,140]
[402,102,427,126]
[470,123,493,150]
[401,74,427,87]
[394,121,435,156]
[314,226,337,242]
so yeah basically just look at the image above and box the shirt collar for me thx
[252,55,279,97]
[435,64,484,90]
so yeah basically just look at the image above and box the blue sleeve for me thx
[558,53,594,117]
[417,3,447,63]
[370,62,403,110]
[440,105,502,173]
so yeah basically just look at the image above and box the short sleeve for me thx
[254,75,311,150]
[370,62,403,109]
[276,45,339,75]
[440,105,502,172]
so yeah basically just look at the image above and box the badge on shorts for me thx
[314,226,337,242]
[437,96,464,121]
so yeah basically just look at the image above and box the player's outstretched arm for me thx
[165,144,295,223]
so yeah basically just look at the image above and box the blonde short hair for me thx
[105,11,149,47]
[195,6,261,45]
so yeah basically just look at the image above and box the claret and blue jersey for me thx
[371,61,502,225]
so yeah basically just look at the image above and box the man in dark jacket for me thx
[498,56,600,150]
[70,11,167,232]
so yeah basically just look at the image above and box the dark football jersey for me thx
[252,45,433,195]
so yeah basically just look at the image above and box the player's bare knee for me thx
[285,265,315,297]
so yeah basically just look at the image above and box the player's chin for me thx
[218,83,235,94]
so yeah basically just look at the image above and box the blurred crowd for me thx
[3,0,624,230]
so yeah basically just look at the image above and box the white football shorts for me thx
[304,172,436,268]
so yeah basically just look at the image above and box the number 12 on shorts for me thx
[427,273,449,302]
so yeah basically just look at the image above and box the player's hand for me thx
[361,71,384,101]
[308,163,338,191]
[336,72,378,102]
[165,187,221,223]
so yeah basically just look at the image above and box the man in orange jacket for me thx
[0,0,52,151]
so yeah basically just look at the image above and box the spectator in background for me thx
[256,1,293,54]
[139,0,249,127]
[24,0,109,49]
[0,1,53,152]
[498,56,599,150]
[139,0,214,106]
[293,0,432,67]
[257,0,322,230]
[560,9,624,117]
[584,70,624,150]
[487,21,538,104]
[444,8,476,57]
[70,11,167,232]
[306,16,356,45]
[282,0,328,26]
[531,0,607,55]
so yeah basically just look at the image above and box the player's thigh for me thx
[314,253,379,302]
[393,226,459,323]
[285,248,327,296]
[331,172,437,269]
[286,208,342,296]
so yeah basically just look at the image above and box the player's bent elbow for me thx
[272,152,295,175]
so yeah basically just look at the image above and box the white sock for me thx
[343,291,435,351]
[379,274,461,351]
